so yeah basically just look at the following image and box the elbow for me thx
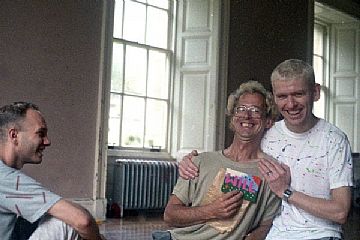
[334,210,349,225]
[163,208,176,227]
[163,210,172,226]
[74,214,94,231]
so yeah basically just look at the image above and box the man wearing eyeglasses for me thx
[178,59,353,240]
[160,81,281,240]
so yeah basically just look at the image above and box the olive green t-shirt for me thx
[170,151,281,240]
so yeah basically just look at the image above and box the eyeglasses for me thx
[233,105,263,118]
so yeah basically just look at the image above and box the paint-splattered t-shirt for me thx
[0,160,61,240]
[261,119,353,240]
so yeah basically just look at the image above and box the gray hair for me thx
[271,59,315,88]
[0,102,40,141]
[226,80,277,120]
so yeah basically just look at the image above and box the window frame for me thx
[313,20,330,120]
[107,0,176,157]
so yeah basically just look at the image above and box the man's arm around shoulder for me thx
[47,199,104,240]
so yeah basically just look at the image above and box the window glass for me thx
[111,42,124,93]
[123,1,146,43]
[146,7,169,48]
[148,0,169,9]
[148,50,169,99]
[109,0,173,151]
[121,96,145,148]
[313,23,326,119]
[313,25,323,56]
[113,0,123,38]
[124,46,147,96]
[145,99,168,149]
[108,94,122,146]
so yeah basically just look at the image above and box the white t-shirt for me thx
[261,119,353,240]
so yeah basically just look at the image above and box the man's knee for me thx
[29,215,81,240]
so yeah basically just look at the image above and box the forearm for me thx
[164,203,215,227]
[244,219,272,240]
[287,187,351,224]
[48,199,103,240]
[74,215,103,240]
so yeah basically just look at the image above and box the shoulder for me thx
[264,120,283,136]
[258,151,277,162]
[194,151,223,166]
[317,119,349,142]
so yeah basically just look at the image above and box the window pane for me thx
[124,45,147,95]
[146,7,168,49]
[111,42,124,92]
[148,51,168,99]
[113,0,123,38]
[148,0,169,9]
[313,55,324,85]
[314,24,324,56]
[313,88,325,119]
[145,99,167,149]
[108,94,122,146]
[121,96,145,147]
[123,1,146,43]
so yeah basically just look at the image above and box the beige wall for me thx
[0,0,104,200]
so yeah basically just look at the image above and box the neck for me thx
[0,147,22,170]
[223,137,263,162]
[285,114,319,133]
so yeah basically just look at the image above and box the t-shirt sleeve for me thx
[260,189,281,222]
[328,135,353,189]
[171,156,201,206]
[1,170,61,223]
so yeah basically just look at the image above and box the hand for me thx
[258,158,291,197]
[210,191,243,219]
[178,150,199,180]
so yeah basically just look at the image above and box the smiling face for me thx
[272,78,320,133]
[230,92,272,142]
[14,109,51,168]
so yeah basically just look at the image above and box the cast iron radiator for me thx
[112,159,178,217]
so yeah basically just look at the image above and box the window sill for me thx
[107,149,174,161]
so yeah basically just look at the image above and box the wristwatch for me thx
[282,188,293,202]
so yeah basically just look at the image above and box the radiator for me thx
[112,159,178,217]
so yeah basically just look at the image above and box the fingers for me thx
[223,190,243,201]
[178,152,199,180]
[258,159,291,197]
[191,149,199,156]
[178,164,198,180]
[216,191,243,218]
[258,158,284,179]
[281,162,291,172]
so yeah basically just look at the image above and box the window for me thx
[313,22,328,119]
[108,0,174,152]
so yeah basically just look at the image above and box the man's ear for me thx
[8,128,18,144]
[313,83,321,102]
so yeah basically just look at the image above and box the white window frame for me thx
[107,0,176,158]
[106,0,224,160]
[313,20,330,120]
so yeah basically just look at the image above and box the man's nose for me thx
[286,96,296,108]
[43,137,51,146]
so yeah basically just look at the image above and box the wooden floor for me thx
[99,207,360,240]
[99,211,169,240]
